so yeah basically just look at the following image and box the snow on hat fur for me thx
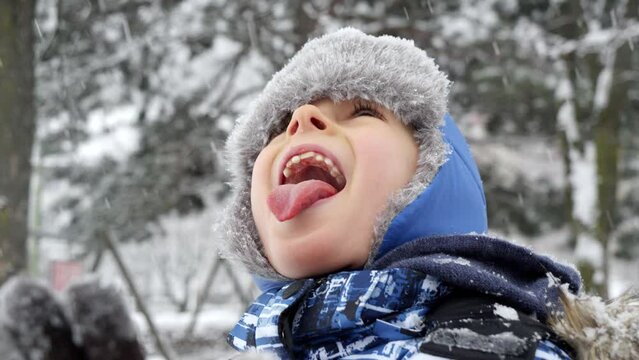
[219,28,451,280]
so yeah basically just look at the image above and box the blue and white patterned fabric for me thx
[228,268,572,359]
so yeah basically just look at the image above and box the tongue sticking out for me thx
[268,180,337,221]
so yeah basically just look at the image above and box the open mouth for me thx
[267,147,347,222]
[280,150,346,191]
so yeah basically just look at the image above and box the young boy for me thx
[220,29,635,359]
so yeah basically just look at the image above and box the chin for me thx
[266,227,368,279]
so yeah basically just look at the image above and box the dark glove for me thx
[0,276,145,360]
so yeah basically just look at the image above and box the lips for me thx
[267,144,347,221]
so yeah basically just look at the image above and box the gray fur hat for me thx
[219,28,451,280]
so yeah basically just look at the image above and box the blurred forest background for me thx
[1,0,638,358]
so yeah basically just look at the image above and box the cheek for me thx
[250,148,278,230]
[353,134,417,193]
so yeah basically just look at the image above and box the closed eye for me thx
[352,100,386,121]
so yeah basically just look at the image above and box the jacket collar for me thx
[372,234,581,321]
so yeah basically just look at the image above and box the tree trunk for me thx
[592,14,633,298]
[555,0,586,250]
[0,0,36,284]
[558,50,581,251]
[554,0,635,298]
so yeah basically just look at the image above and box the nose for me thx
[286,104,330,136]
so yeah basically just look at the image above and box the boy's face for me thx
[251,98,418,278]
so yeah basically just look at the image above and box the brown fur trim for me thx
[549,286,639,360]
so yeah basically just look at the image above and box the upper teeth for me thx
[283,151,345,185]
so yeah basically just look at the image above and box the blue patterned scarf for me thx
[229,268,450,358]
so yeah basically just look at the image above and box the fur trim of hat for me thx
[218,28,451,280]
